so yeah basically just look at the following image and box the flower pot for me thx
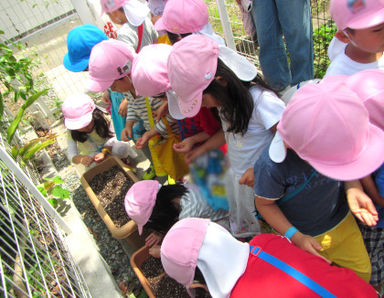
[80,156,144,256]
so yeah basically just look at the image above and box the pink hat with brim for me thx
[154,0,209,34]
[124,180,160,235]
[330,0,384,30]
[160,218,209,287]
[87,39,136,92]
[100,0,127,13]
[270,75,384,180]
[131,43,172,97]
[62,93,96,130]
[346,69,384,131]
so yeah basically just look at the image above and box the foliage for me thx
[37,176,70,208]
[313,20,337,78]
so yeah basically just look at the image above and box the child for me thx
[252,77,384,282]
[325,0,384,76]
[154,0,225,45]
[160,218,377,298]
[346,69,384,292]
[124,180,228,256]
[167,35,285,238]
[131,43,229,210]
[61,93,135,170]
[87,39,180,179]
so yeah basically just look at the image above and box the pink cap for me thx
[131,44,172,97]
[154,0,209,34]
[160,218,210,286]
[330,0,384,30]
[87,39,136,92]
[100,0,127,13]
[346,69,384,131]
[62,93,95,130]
[274,76,384,180]
[124,180,160,235]
[167,34,218,118]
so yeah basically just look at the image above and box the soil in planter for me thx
[141,256,211,298]
[88,166,133,227]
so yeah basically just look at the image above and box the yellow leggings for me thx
[314,212,371,282]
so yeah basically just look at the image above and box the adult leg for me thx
[251,0,291,91]
[276,0,313,85]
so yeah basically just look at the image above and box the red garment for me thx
[231,234,376,298]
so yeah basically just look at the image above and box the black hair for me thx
[166,31,192,45]
[70,108,113,142]
[204,59,277,135]
[345,27,355,35]
[144,184,188,233]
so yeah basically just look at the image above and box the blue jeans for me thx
[251,0,313,91]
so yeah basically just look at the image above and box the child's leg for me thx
[314,212,371,282]
[359,225,384,291]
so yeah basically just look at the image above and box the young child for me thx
[252,77,384,282]
[131,42,229,210]
[124,180,228,256]
[325,0,384,76]
[61,93,135,170]
[154,0,225,45]
[346,69,384,292]
[167,35,285,238]
[87,39,179,179]
[160,218,377,298]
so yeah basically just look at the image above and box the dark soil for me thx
[140,256,190,298]
[88,166,133,227]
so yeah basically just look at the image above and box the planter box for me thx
[80,156,145,255]
[131,246,208,298]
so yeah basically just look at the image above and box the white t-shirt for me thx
[325,49,384,76]
[327,36,347,62]
[221,86,285,176]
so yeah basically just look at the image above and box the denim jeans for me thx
[251,0,313,91]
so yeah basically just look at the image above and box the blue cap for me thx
[63,25,108,72]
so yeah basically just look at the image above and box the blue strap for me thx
[278,170,317,205]
[249,245,336,298]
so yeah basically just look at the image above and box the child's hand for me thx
[184,146,205,164]
[145,232,163,247]
[148,245,161,258]
[173,138,194,154]
[239,168,254,187]
[347,187,378,226]
[153,101,169,123]
[291,232,331,264]
[102,90,112,105]
[118,99,128,117]
[135,132,151,149]
[121,127,132,141]
[93,152,107,163]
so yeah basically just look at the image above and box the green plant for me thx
[313,21,337,78]
[37,176,70,207]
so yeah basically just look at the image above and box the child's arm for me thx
[135,128,159,149]
[173,131,210,154]
[361,174,384,208]
[239,168,254,187]
[345,180,378,226]
[102,90,112,105]
[93,146,112,163]
[255,196,329,263]
[185,129,226,164]
[118,98,129,117]
[153,100,169,123]
[121,120,135,141]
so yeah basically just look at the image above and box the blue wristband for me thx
[284,226,298,240]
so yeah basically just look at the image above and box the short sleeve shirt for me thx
[253,148,349,236]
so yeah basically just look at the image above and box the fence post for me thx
[215,0,236,50]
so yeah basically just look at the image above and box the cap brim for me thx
[167,90,186,120]
[64,112,93,130]
[348,7,384,29]
[123,0,150,26]
[86,77,113,93]
[63,53,90,72]
[177,89,203,118]
[306,124,384,181]
[154,16,167,31]
[137,225,143,235]
[269,131,287,163]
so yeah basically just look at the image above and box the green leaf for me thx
[21,138,56,162]
[11,145,19,158]
[47,198,58,207]
[0,91,3,121]
[18,138,40,156]
[51,186,70,199]
[51,176,64,185]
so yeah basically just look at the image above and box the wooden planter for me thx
[80,156,145,256]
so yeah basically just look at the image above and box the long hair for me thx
[204,59,276,135]
[144,184,188,233]
[70,108,112,142]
